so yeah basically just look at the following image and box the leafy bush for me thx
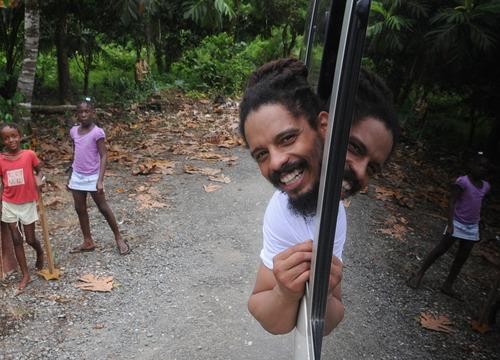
[240,30,287,66]
[0,94,20,123]
[170,33,256,96]
[170,30,304,96]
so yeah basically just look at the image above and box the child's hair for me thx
[469,151,489,167]
[77,97,94,109]
[0,122,22,136]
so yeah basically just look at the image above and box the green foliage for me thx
[239,30,287,65]
[0,93,20,123]
[170,33,255,95]
[170,30,296,96]
[183,0,235,29]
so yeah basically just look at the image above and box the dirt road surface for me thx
[1,104,499,359]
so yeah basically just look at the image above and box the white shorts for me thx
[68,171,99,192]
[444,219,479,241]
[2,201,39,225]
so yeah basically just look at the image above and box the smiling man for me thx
[240,58,398,335]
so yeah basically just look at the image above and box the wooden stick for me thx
[38,191,56,274]
[0,237,4,280]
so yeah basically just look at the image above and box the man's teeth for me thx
[280,169,302,184]
[342,180,352,191]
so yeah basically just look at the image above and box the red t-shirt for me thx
[0,150,40,204]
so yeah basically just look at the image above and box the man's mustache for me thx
[342,168,361,198]
[269,159,308,187]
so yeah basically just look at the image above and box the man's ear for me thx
[317,111,329,138]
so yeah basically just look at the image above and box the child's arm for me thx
[479,183,492,240]
[446,183,463,234]
[33,163,45,189]
[0,177,3,214]
[66,140,74,190]
[96,138,107,194]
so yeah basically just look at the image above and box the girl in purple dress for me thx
[408,153,490,299]
[67,100,129,255]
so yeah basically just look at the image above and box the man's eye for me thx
[348,141,361,154]
[281,134,296,145]
[254,151,268,163]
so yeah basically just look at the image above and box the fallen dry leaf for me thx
[203,183,222,192]
[208,174,231,184]
[419,312,455,333]
[76,274,114,292]
[374,185,396,201]
[132,161,157,175]
[377,215,411,241]
[184,164,221,176]
[191,151,223,161]
[42,195,66,208]
[475,248,500,268]
[135,193,167,210]
[470,319,491,334]
[132,159,175,175]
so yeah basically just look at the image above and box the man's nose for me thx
[268,148,288,172]
[350,158,369,188]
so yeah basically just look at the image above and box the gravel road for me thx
[1,144,499,360]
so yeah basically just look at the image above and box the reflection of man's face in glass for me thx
[342,116,393,198]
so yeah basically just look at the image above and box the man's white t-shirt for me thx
[260,190,347,269]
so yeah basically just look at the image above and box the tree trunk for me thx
[16,0,40,117]
[55,13,71,104]
[0,5,23,98]
[467,108,477,148]
[153,18,163,73]
[83,64,90,96]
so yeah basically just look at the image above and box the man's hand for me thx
[273,240,313,301]
[328,256,343,299]
[323,255,344,335]
[248,240,314,334]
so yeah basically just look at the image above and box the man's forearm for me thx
[248,287,301,334]
[323,296,344,335]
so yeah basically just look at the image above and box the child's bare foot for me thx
[70,239,96,253]
[35,251,44,270]
[116,237,130,255]
[18,274,32,290]
[440,285,463,301]
[407,273,422,289]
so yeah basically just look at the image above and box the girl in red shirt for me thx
[0,123,44,291]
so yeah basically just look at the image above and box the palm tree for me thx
[426,0,500,68]
[425,0,500,146]
[366,0,431,102]
[16,0,39,103]
[16,0,40,123]
[183,0,234,30]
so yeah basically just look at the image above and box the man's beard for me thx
[286,180,320,218]
[284,166,362,218]
[268,158,319,217]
